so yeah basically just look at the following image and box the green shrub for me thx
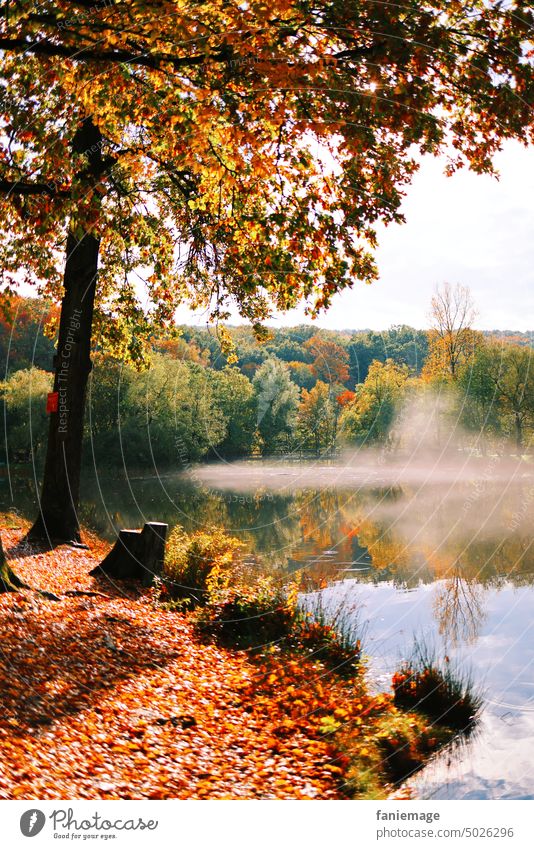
[199,580,364,669]
[374,713,450,784]
[163,527,242,605]
[197,575,297,649]
[289,617,362,676]
[163,528,365,668]
[1,367,52,464]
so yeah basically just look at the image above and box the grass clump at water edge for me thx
[392,639,483,731]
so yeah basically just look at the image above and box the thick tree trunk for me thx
[515,415,523,450]
[29,231,99,543]
[0,533,25,592]
[29,118,102,544]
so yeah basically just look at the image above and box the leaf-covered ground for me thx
[0,519,448,800]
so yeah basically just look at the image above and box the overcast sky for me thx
[177,140,534,332]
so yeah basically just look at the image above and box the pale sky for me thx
[177,140,534,332]
[14,140,533,332]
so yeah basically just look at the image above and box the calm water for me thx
[2,454,534,799]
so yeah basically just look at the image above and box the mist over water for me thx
[195,393,534,493]
[193,390,534,495]
[192,449,533,491]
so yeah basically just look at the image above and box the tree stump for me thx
[90,522,168,587]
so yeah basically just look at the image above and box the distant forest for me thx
[1,295,533,469]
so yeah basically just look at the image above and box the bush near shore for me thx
[159,526,478,796]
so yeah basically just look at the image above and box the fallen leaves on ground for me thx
[0,523,347,799]
[0,520,449,800]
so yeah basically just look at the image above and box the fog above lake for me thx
[193,389,534,502]
[192,450,534,491]
[188,450,534,547]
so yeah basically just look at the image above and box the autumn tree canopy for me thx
[297,380,338,453]
[340,358,410,443]
[305,335,350,386]
[465,342,534,448]
[1,0,532,348]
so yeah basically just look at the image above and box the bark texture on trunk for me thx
[29,118,103,544]
[0,533,25,592]
[29,230,99,543]
[515,414,523,450]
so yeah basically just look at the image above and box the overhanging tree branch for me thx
[0,179,71,197]
[0,36,217,69]
[0,32,382,71]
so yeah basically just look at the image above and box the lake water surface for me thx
[2,453,534,799]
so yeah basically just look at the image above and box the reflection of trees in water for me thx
[282,485,534,643]
[436,537,534,589]
[77,480,231,539]
[6,470,534,597]
[433,569,486,645]
[276,489,349,582]
[231,492,302,559]
[296,489,345,549]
